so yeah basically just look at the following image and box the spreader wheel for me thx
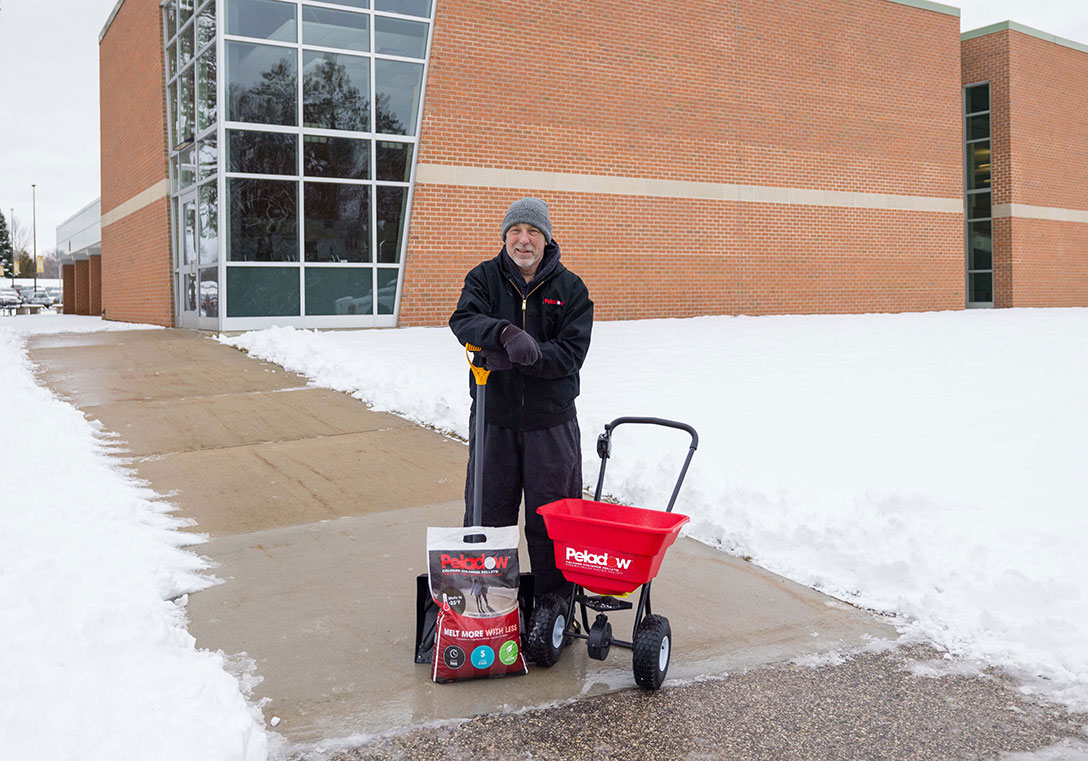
[632,614,671,690]
[526,593,569,667]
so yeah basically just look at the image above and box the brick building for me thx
[80,0,1086,329]
[961,22,1088,308]
[56,199,102,315]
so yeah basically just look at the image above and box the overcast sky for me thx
[1,0,1087,252]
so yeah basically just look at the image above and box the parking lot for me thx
[0,283,62,315]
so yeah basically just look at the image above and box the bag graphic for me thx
[427,525,528,682]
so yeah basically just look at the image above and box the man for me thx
[449,197,593,603]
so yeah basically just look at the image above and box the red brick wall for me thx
[404,187,963,322]
[74,260,90,315]
[62,264,76,314]
[992,218,1013,309]
[400,0,964,325]
[100,199,174,326]
[1006,33,1088,210]
[89,255,102,315]
[1005,32,1088,306]
[1008,218,1088,307]
[100,0,174,326]
[963,29,1088,307]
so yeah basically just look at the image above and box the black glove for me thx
[481,348,512,371]
[501,325,542,366]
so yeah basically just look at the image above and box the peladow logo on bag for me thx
[441,552,510,571]
[566,546,632,570]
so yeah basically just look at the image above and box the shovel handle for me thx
[464,343,488,534]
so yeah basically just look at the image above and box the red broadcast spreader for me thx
[527,417,699,690]
[537,498,689,596]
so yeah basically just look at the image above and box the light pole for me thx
[7,207,13,285]
[32,184,37,294]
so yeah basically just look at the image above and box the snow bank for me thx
[0,321,267,761]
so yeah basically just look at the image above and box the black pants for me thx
[464,414,581,602]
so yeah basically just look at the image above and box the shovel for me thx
[414,343,535,664]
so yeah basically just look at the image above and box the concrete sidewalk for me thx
[28,328,893,747]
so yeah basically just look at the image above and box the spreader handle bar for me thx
[593,417,699,513]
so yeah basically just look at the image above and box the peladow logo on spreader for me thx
[441,553,510,570]
[566,546,632,570]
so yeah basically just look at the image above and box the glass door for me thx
[176,191,200,328]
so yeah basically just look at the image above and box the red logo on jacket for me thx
[543,298,564,305]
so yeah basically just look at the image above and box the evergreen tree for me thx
[0,212,13,278]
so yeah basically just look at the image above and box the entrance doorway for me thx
[175,191,199,328]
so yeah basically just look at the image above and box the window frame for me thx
[964,81,993,308]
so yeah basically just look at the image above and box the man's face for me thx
[505,224,546,277]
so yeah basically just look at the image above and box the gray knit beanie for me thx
[501,197,552,243]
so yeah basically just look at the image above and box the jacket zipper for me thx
[509,277,546,329]
[509,278,547,412]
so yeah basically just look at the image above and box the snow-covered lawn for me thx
[0,315,267,761]
[223,307,1088,711]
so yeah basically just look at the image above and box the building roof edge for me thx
[962,20,1088,55]
[56,198,102,237]
[884,0,959,18]
[64,197,102,222]
[99,0,128,44]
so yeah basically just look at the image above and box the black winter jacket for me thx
[449,240,593,430]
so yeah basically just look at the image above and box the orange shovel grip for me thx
[465,343,490,385]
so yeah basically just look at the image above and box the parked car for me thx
[0,288,20,307]
[25,291,57,307]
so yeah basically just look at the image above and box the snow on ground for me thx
[223,307,1088,711]
[0,314,267,761]
[0,311,159,335]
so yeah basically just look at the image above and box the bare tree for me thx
[9,215,31,258]
[41,248,61,278]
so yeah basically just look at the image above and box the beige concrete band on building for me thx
[414,164,964,214]
[992,203,1088,224]
[100,180,170,228]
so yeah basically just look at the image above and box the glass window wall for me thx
[303,51,370,131]
[227,178,300,261]
[197,51,217,132]
[227,41,298,126]
[178,68,195,145]
[227,267,300,316]
[303,6,370,52]
[305,267,372,315]
[376,185,406,263]
[318,0,370,9]
[198,135,217,181]
[376,140,412,181]
[165,0,432,327]
[375,59,422,135]
[226,0,297,42]
[303,135,369,179]
[228,129,298,175]
[304,182,371,262]
[374,16,427,58]
[375,0,431,18]
[199,184,219,266]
